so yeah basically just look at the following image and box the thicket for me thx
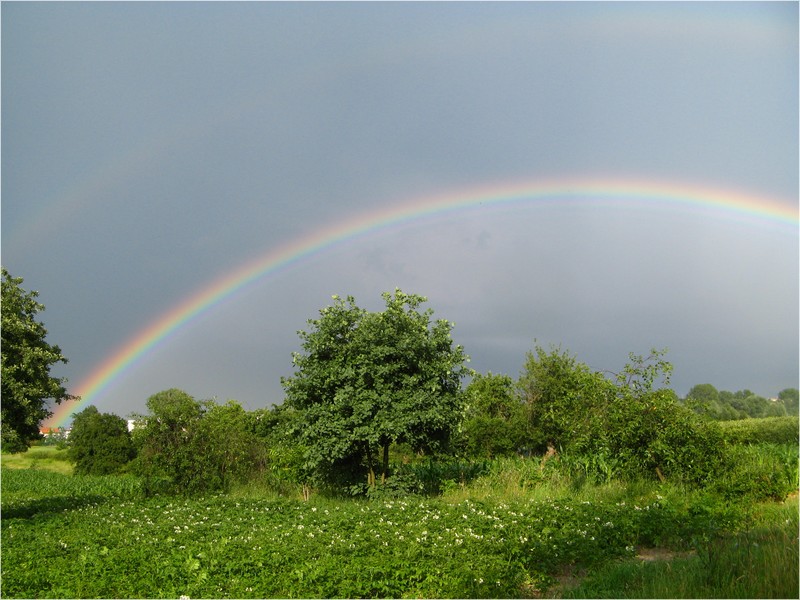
[59,350,795,502]
[718,415,799,445]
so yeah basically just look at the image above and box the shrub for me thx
[68,406,135,475]
[132,390,266,495]
[718,416,799,445]
[518,346,726,485]
[608,389,726,485]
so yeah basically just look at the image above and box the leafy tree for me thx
[282,290,471,493]
[517,345,724,484]
[460,372,530,458]
[68,406,135,475]
[130,388,204,494]
[132,389,265,495]
[687,383,720,404]
[684,383,743,420]
[779,388,799,416]
[1,267,77,452]
[192,400,266,491]
[744,394,771,418]
[517,344,616,455]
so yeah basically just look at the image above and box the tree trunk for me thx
[366,444,376,488]
[381,443,390,485]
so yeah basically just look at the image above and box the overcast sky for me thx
[3,2,798,423]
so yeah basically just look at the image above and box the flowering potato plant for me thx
[1,469,742,598]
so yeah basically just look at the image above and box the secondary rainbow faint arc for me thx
[48,178,798,426]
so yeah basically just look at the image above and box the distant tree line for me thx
[682,384,798,420]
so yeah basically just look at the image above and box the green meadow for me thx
[2,438,797,599]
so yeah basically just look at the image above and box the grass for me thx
[561,495,799,599]
[0,445,73,475]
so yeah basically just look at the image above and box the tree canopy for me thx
[517,345,723,484]
[131,389,265,495]
[282,290,471,493]
[68,405,135,475]
[1,267,76,452]
[459,372,531,458]
[685,383,794,420]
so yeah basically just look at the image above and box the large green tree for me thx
[1,267,76,452]
[282,290,471,493]
[68,406,135,475]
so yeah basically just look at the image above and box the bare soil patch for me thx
[524,547,697,598]
[635,545,697,562]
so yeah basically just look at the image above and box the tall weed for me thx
[714,443,798,501]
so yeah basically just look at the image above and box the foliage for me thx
[517,344,606,454]
[131,390,264,495]
[712,443,798,502]
[130,388,204,495]
[282,290,471,493]
[246,405,311,496]
[607,388,726,485]
[459,372,532,458]
[375,457,491,498]
[68,406,135,475]
[779,387,799,416]
[1,267,77,452]
[1,467,751,599]
[685,383,793,420]
[718,415,799,445]
[517,345,724,484]
[192,400,267,491]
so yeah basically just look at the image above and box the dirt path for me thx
[525,546,697,598]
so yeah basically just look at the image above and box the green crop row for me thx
[2,470,746,599]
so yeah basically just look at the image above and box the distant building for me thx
[39,426,70,439]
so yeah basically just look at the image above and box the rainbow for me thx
[46,178,797,426]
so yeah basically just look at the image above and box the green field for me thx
[1,445,74,475]
[2,452,797,599]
